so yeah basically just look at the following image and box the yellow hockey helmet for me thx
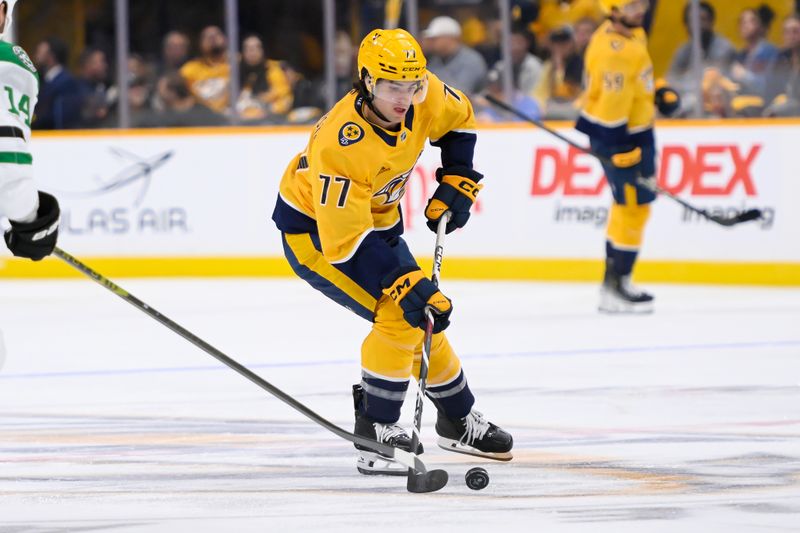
[598,0,648,15]
[358,28,427,83]
[357,28,429,107]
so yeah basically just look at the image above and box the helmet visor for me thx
[369,76,429,107]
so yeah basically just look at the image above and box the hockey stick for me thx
[53,247,448,493]
[485,94,762,227]
[407,212,451,493]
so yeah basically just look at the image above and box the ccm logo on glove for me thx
[382,266,453,333]
[424,166,484,234]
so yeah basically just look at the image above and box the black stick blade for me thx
[736,209,763,223]
[711,208,763,226]
[407,469,449,493]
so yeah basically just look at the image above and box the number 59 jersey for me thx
[576,20,655,148]
[272,72,476,297]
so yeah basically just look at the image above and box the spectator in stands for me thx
[236,34,293,123]
[475,18,503,66]
[180,25,230,114]
[128,53,154,88]
[573,17,598,56]
[283,63,324,124]
[701,67,740,117]
[532,0,604,43]
[765,13,800,116]
[159,30,191,76]
[492,27,542,95]
[76,47,114,128]
[143,73,226,128]
[731,5,780,98]
[667,1,736,116]
[532,26,583,119]
[128,75,156,127]
[511,0,540,29]
[32,37,81,129]
[422,15,487,96]
[475,64,541,122]
[333,31,356,99]
[99,53,157,128]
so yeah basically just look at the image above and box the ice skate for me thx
[436,409,513,461]
[599,260,654,314]
[352,385,422,475]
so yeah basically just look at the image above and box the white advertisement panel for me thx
[19,123,800,263]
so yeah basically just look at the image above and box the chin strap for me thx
[354,80,393,124]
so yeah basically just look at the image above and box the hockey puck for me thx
[465,467,489,490]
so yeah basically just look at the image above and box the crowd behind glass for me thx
[26,0,800,130]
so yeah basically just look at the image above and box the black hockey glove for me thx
[4,191,60,261]
[382,266,452,333]
[424,166,483,234]
[655,79,681,117]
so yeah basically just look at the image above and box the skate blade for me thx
[357,451,409,476]
[598,293,654,314]
[598,302,654,315]
[437,437,513,461]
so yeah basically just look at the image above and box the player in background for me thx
[576,0,678,313]
[0,0,61,361]
[272,29,513,475]
[0,0,59,260]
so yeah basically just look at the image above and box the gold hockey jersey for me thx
[272,72,476,297]
[576,20,655,147]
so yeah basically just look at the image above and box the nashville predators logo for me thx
[339,122,364,146]
[373,170,413,204]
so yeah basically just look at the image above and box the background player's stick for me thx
[53,246,449,493]
[384,0,403,29]
[485,94,762,227]
[407,212,451,493]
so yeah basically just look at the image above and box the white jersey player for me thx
[0,0,60,261]
[0,0,60,367]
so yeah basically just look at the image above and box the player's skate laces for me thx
[352,384,423,476]
[435,409,513,461]
[374,422,409,446]
[355,420,422,476]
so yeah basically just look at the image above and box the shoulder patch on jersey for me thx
[13,46,36,73]
[0,42,37,75]
[338,122,364,146]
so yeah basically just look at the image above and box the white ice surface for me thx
[1,278,799,532]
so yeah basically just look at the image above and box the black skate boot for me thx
[352,384,422,476]
[599,258,654,314]
[435,409,513,461]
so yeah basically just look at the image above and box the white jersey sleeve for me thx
[0,41,40,222]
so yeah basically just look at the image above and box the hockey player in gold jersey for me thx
[577,0,678,313]
[272,29,512,474]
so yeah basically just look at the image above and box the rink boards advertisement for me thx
[1,121,799,283]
